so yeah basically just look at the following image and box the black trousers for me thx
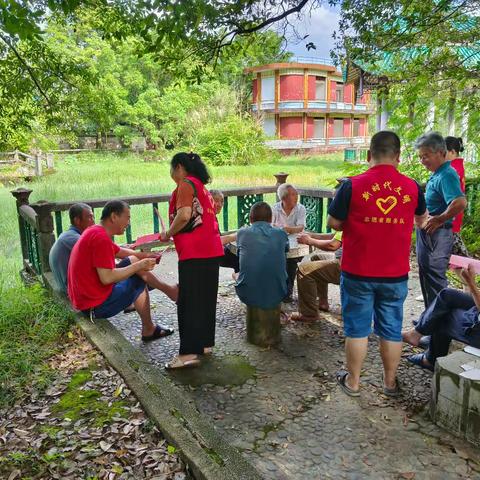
[219,246,240,273]
[286,257,302,297]
[177,256,220,355]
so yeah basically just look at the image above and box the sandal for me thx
[142,324,174,342]
[335,370,360,397]
[383,375,401,397]
[165,356,200,370]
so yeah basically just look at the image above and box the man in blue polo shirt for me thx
[415,132,467,308]
[235,202,289,309]
[49,203,94,293]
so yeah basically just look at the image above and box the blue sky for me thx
[280,4,340,60]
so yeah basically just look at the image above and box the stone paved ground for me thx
[110,251,480,479]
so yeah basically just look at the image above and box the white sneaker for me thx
[415,294,424,302]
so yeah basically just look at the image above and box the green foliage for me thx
[192,114,268,166]
[0,283,74,406]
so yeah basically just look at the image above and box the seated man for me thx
[272,183,306,302]
[235,202,289,310]
[49,203,94,293]
[290,231,342,322]
[403,265,480,371]
[210,189,239,274]
[68,200,173,341]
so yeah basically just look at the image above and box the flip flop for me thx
[141,324,174,342]
[406,353,434,372]
[165,356,200,369]
[383,375,401,397]
[335,370,360,397]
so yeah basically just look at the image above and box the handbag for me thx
[176,178,203,233]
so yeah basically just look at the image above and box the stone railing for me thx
[11,174,335,279]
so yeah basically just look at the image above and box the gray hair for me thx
[277,183,297,200]
[414,132,446,153]
[209,189,224,200]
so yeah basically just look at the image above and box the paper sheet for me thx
[449,255,480,274]
[459,369,480,381]
[464,346,480,358]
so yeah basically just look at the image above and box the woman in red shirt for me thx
[446,136,469,256]
[162,152,224,369]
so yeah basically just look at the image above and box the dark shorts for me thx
[92,257,145,318]
[340,274,408,342]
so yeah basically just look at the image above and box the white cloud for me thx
[279,5,340,60]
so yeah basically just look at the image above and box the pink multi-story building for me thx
[245,58,375,152]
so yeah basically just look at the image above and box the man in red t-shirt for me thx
[68,200,173,341]
[328,131,427,397]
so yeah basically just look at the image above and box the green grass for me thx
[1,151,344,282]
[0,151,344,407]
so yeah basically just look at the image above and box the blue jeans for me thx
[416,288,480,364]
[340,274,408,342]
[416,227,453,309]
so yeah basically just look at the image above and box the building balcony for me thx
[265,136,370,150]
[252,101,375,114]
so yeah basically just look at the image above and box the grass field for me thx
[0,151,345,286]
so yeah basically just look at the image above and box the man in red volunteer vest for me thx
[328,131,427,397]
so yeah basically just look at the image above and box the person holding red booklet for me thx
[446,136,469,256]
[162,152,223,369]
[68,200,175,341]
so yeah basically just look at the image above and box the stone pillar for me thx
[31,200,55,273]
[246,305,281,347]
[11,188,33,263]
[34,152,43,176]
[46,153,54,169]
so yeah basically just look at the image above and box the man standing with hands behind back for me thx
[328,131,427,397]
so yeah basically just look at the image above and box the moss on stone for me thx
[52,367,127,426]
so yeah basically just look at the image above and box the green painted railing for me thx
[11,175,336,279]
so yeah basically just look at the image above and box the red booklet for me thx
[449,255,480,274]
[132,233,161,249]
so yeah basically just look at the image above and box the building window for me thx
[261,76,275,102]
[314,118,325,138]
[353,119,360,137]
[263,116,276,137]
[333,119,344,137]
[336,84,344,102]
[315,78,326,100]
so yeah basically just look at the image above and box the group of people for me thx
[49,132,479,388]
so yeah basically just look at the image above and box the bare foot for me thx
[232,272,239,281]
[402,328,422,346]
[203,347,213,355]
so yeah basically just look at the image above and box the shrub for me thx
[192,114,268,166]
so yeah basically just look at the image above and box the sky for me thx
[280,4,340,61]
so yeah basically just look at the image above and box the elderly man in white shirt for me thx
[272,183,307,302]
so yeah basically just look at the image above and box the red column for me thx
[344,84,352,104]
[359,118,366,136]
[327,117,335,138]
[329,81,337,102]
[343,118,351,138]
[279,75,304,100]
